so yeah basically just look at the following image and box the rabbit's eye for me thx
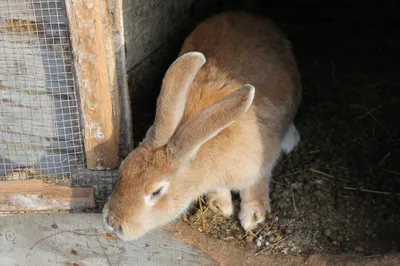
[145,181,169,206]
[151,187,162,198]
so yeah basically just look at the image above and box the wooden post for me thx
[65,0,120,169]
[109,0,134,156]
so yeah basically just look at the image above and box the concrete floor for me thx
[2,213,400,266]
[0,213,216,266]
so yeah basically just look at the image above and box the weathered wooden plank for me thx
[65,0,120,170]
[0,179,94,212]
[2,213,400,266]
[109,0,133,154]
[0,213,218,266]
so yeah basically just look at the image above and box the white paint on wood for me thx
[0,213,217,265]
[65,0,120,169]
[0,179,95,212]
[0,194,91,211]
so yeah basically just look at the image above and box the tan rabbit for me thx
[103,11,301,241]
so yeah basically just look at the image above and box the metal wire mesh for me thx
[0,0,84,183]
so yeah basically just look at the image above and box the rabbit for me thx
[102,11,302,241]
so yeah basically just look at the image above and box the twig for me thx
[254,220,270,236]
[310,168,351,182]
[278,170,302,178]
[247,230,257,237]
[254,237,287,256]
[254,247,268,256]
[198,197,206,229]
[344,186,400,196]
[269,214,277,229]
[194,206,210,224]
[362,254,381,259]
[199,197,207,206]
[383,169,400,177]
[271,237,287,246]
[356,254,382,262]
[378,152,391,165]
[350,138,369,149]
[355,105,381,121]
[27,228,101,257]
[271,180,285,186]
[310,168,335,177]
[280,154,292,166]
[368,112,390,134]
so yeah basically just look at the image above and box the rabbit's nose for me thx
[103,214,115,233]
[116,225,124,237]
[105,216,111,226]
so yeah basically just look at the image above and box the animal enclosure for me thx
[0,0,131,212]
[122,0,400,259]
[0,0,399,262]
[0,0,83,179]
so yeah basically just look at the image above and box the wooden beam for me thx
[109,0,134,155]
[65,0,120,169]
[0,179,94,212]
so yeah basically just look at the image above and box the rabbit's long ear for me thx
[167,84,255,161]
[144,52,206,147]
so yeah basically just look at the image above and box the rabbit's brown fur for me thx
[103,11,301,241]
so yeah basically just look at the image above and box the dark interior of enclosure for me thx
[128,0,400,255]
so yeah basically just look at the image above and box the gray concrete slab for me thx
[0,213,217,266]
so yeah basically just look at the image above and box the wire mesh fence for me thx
[0,0,84,184]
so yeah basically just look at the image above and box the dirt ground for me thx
[130,1,400,260]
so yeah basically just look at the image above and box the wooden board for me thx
[109,0,133,155]
[2,213,400,266]
[0,179,94,212]
[0,213,217,266]
[65,0,120,170]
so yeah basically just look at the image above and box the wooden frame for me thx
[65,0,121,170]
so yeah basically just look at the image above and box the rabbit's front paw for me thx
[239,200,270,231]
[206,189,234,217]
